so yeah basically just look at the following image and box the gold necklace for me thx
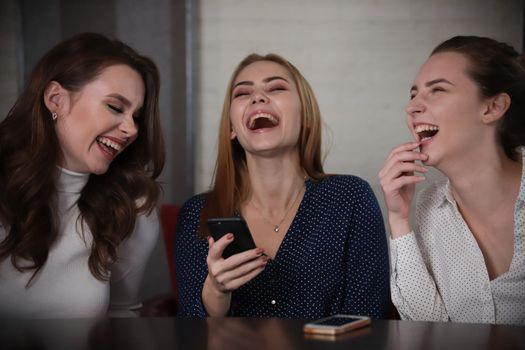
[250,184,304,233]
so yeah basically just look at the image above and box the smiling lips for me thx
[415,124,439,142]
[247,113,279,131]
[96,136,124,157]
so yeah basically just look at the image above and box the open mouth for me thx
[415,124,439,142]
[246,113,279,131]
[96,136,122,156]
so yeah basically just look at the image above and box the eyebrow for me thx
[410,78,454,93]
[232,76,289,89]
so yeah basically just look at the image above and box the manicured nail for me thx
[226,233,234,240]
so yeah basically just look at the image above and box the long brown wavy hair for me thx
[199,53,326,236]
[0,32,165,283]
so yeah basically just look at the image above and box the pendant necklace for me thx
[251,184,304,233]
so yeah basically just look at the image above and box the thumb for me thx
[208,233,234,260]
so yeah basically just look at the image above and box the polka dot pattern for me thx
[175,175,390,318]
[390,148,525,325]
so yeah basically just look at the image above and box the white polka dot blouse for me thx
[390,148,525,325]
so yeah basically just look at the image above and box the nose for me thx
[251,90,268,105]
[120,114,138,138]
[405,96,425,116]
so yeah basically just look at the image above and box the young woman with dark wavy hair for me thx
[176,53,389,318]
[0,32,165,317]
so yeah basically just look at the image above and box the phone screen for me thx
[207,217,257,258]
[312,316,362,326]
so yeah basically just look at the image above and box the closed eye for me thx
[267,81,288,92]
[269,86,286,92]
[108,104,123,113]
[233,91,249,98]
[232,85,251,98]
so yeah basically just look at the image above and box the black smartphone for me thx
[303,315,371,335]
[207,217,257,258]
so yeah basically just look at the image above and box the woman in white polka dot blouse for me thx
[379,36,525,325]
[175,53,390,318]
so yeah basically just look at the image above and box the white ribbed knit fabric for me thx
[0,168,159,318]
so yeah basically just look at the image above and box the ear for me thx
[43,81,70,118]
[482,92,510,125]
[230,129,237,140]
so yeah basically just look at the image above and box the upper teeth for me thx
[248,113,278,129]
[97,137,122,151]
[415,125,439,134]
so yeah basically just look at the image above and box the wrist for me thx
[202,275,231,317]
[388,214,412,239]
[204,275,230,297]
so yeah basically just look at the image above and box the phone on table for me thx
[207,217,257,258]
[303,315,371,336]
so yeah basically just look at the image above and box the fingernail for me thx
[255,248,264,255]
[226,233,234,240]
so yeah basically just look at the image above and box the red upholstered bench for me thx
[140,204,181,316]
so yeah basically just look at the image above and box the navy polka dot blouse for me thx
[175,175,390,318]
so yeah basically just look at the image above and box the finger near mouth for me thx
[418,129,438,142]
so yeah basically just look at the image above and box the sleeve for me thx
[343,179,390,318]
[174,196,210,317]
[390,233,449,321]
[108,208,160,317]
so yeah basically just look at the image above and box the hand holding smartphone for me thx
[303,315,371,336]
[207,217,257,258]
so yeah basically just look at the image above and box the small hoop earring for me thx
[52,112,58,121]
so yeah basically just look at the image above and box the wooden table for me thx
[1,317,523,350]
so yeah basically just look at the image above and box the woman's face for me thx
[229,60,302,157]
[406,52,489,167]
[55,64,144,174]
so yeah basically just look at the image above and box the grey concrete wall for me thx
[195,0,524,224]
[0,0,20,119]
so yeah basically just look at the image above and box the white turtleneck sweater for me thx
[0,168,159,318]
